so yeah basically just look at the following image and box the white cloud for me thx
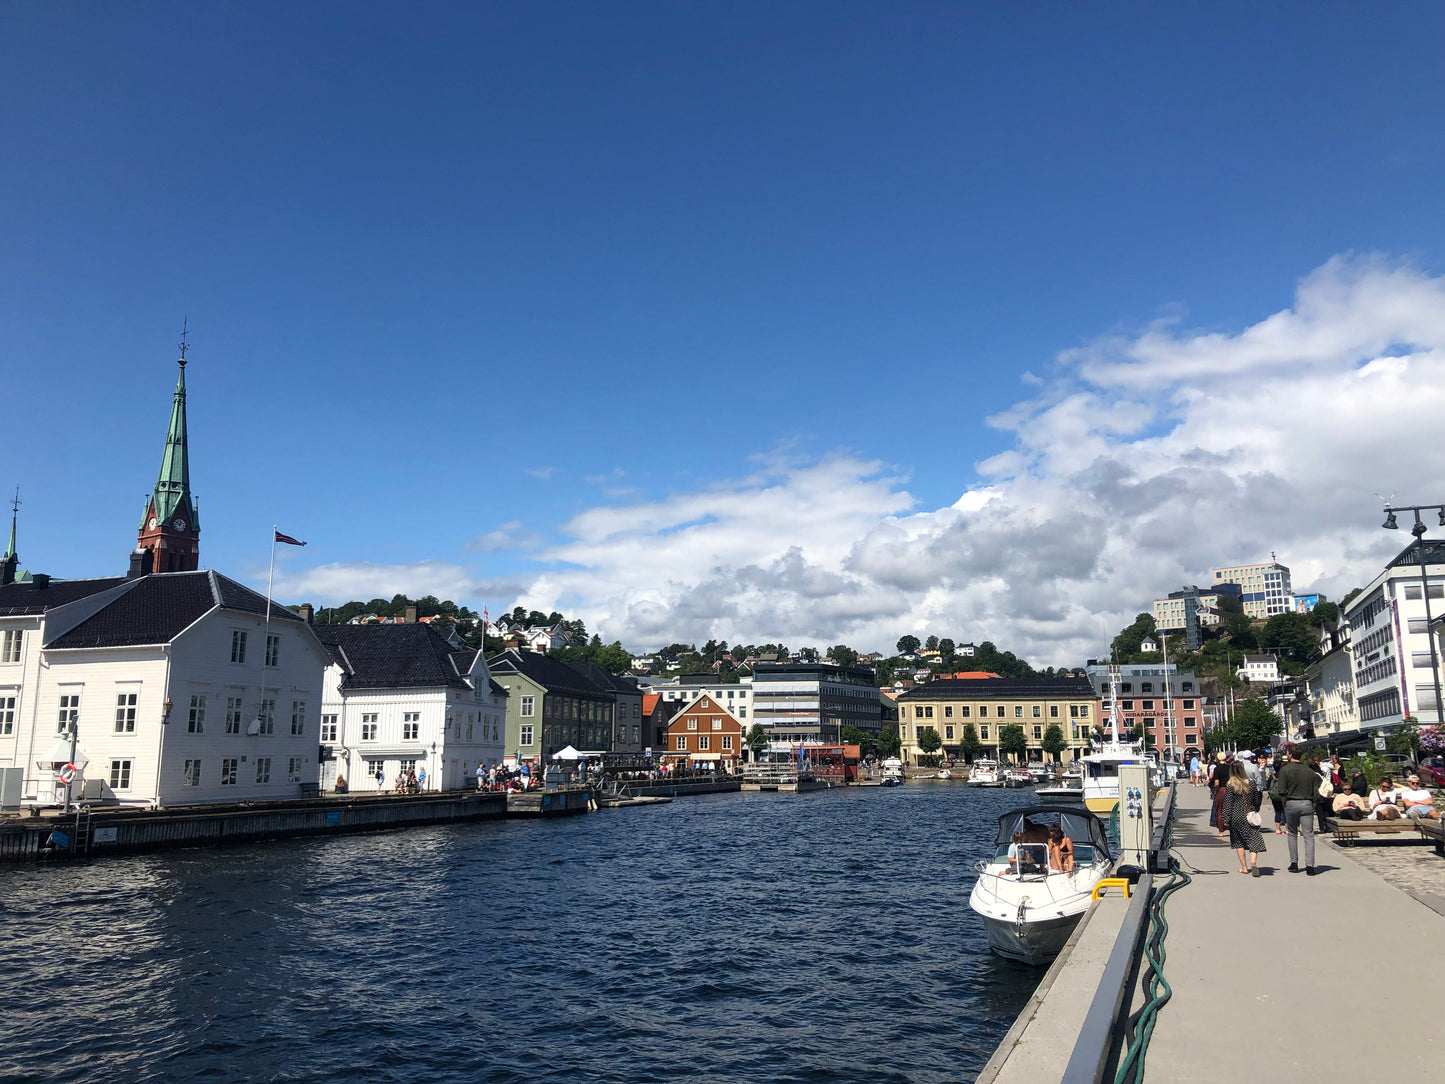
[466,521,542,553]
[503,256,1445,664]
[270,560,483,606]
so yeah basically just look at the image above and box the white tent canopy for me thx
[551,745,584,761]
[38,740,89,770]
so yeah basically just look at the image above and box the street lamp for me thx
[1382,504,1445,726]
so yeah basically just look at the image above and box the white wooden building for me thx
[0,570,328,808]
[313,623,506,793]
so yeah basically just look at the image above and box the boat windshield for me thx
[991,808,1112,860]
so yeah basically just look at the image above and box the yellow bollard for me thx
[1091,877,1132,900]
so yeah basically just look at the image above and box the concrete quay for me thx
[1137,783,1442,1081]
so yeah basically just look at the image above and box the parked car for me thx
[1414,756,1445,787]
[1379,752,1415,774]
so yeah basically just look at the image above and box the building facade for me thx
[487,649,616,761]
[1302,623,1357,740]
[314,623,506,793]
[641,674,754,722]
[895,677,1100,764]
[749,663,883,743]
[1343,538,1445,733]
[0,571,328,808]
[1211,560,1292,620]
[570,660,645,753]
[1083,663,1205,755]
[663,694,745,767]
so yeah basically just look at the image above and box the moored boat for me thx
[968,806,1115,965]
[969,758,1003,787]
[880,757,905,786]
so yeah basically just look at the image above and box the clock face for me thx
[174,518,188,531]
[148,517,158,529]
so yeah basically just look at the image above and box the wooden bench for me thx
[1329,818,1430,844]
[1418,819,1445,856]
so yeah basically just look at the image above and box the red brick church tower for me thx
[135,329,200,574]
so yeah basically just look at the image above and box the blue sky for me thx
[4,3,1445,662]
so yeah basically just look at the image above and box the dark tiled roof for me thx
[215,576,304,622]
[0,576,128,616]
[451,649,479,675]
[47,572,217,648]
[570,659,641,695]
[896,677,1097,701]
[1389,538,1445,569]
[314,623,473,690]
[486,649,616,699]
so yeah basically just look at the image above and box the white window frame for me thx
[361,714,378,742]
[519,724,534,746]
[265,634,280,667]
[230,630,247,664]
[115,691,138,733]
[57,690,81,735]
[1,629,23,664]
[109,759,132,789]
[226,695,244,734]
[221,757,238,785]
[290,700,306,736]
[255,756,272,784]
[188,694,206,734]
[403,712,420,741]
[520,695,535,718]
[183,759,201,786]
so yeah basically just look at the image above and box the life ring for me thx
[58,763,77,784]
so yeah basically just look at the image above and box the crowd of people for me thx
[1192,745,1439,877]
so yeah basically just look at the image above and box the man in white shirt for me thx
[1397,775,1439,820]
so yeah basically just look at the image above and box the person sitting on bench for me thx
[1369,778,1403,820]
[1397,775,1440,820]
[1331,783,1369,821]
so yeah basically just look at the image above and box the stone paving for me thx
[1328,831,1445,914]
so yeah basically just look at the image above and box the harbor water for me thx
[1,784,1044,1083]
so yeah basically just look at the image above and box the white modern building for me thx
[1211,560,1293,620]
[314,623,506,793]
[750,663,884,743]
[0,570,329,808]
[1237,654,1281,684]
[640,674,754,722]
[1343,538,1445,733]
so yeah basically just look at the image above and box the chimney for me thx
[32,573,50,589]
[404,603,418,625]
[128,548,151,579]
[299,603,314,625]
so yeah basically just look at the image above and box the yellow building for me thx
[894,677,1100,765]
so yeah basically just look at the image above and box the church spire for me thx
[2,486,17,586]
[135,323,200,574]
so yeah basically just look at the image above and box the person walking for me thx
[1275,745,1320,875]
[1208,753,1230,835]
[1221,761,1267,876]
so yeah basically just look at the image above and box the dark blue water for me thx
[0,784,1041,1083]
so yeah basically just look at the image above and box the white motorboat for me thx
[1035,779,1085,803]
[880,757,905,786]
[1004,768,1035,788]
[1080,666,1164,815]
[937,767,954,779]
[969,758,1003,786]
[968,806,1116,965]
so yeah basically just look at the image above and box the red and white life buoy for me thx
[58,763,77,784]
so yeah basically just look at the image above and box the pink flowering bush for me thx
[1419,724,1445,755]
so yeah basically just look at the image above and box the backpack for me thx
[1317,774,1334,799]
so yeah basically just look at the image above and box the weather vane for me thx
[9,486,19,518]
[178,316,189,365]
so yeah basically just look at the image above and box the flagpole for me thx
[260,526,277,733]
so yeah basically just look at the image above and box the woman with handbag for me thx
[1222,761,1267,876]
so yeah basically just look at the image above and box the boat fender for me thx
[1115,863,1147,884]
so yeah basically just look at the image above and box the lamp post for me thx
[1382,504,1445,726]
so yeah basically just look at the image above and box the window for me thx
[1141,682,1153,692]
[264,634,280,667]
[109,759,132,789]
[712,718,722,730]
[1014,706,1023,718]
[1142,700,1154,711]
[1049,705,1059,718]
[961,706,970,718]
[687,719,698,730]
[520,724,533,746]
[739,707,747,719]
[1122,700,1134,710]
[1182,699,1195,709]
[945,725,954,740]
[520,695,535,717]
[466,723,474,740]
[944,705,953,718]
[115,692,137,733]
[259,698,275,735]
[290,700,306,736]
[1033,725,1042,739]
[57,692,80,735]
[722,735,733,750]
[221,758,238,785]
[288,757,303,783]
[183,759,200,786]
[925,706,934,718]
[699,735,710,750]
[230,630,247,664]
[403,713,420,740]
[996,706,1005,718]
[321,714,338,742]
[361,714,378,741]
[1032,705,1041,718]
[1184,733,1196,744]
[188,694,206,733]
[676,735,687,750]
[1122,682,1132,692]
[226,696,243,734]
[255,757,272,784]
[1,629,23,663]
[980,725,990,739]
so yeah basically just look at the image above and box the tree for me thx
[1229,698,1283,751]
[877,722,902,758]
[896,635,921,656]
[917,726,942,762]
[1260,612,1315,662]
[841,725,876,757]
[939,638,955,657]
[1041,724,1067,763]
[745,724,768,759]
[829,644,858,668]
[959,723,981,763]
[924,634,940,652]
[1340,587,1364,609]
[998,724,1028,764]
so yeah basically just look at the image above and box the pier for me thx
[979,782,1443,1083]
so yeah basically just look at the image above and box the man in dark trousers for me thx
[1275,745,1320,875]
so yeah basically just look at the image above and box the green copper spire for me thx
[4,487,17,561]
[140,327,198,533]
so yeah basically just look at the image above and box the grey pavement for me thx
[1141,783,1443,1081]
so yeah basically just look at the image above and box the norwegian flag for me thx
[274,530,307,547]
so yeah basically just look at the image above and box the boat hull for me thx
[1035,786,1084,804]
[979,912,1082,966]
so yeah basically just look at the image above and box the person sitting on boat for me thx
[1047,825,1074,874]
